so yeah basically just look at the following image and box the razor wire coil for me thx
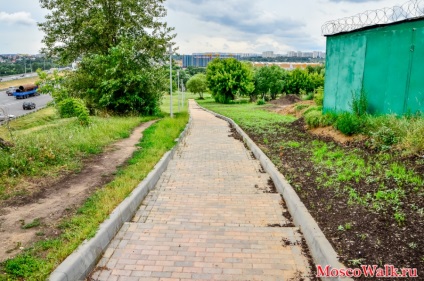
[322,0,424,35]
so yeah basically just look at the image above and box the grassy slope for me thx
[0,77,39,90]
[0,96,189,280]
[0,107,154,200]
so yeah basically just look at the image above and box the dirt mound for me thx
[309,126,367,145]
[270,94,301,106]
[276,100,315,118]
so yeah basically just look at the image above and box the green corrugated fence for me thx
[323,19,424,115]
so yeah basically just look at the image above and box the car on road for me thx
[6,86,17,96]
[23,101,36,110]
[0,113,15,122]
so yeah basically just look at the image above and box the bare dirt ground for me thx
[251,96,423,278]
[0,120,156,261]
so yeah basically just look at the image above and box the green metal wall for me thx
[323,19,424,115]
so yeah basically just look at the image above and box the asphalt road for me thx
[0,72,38,83]
[0,90,53,117]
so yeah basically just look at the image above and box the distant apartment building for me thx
[287,51,325,58]
[182,53,242,68]
[313,51,326,58]
[262,51,275,58]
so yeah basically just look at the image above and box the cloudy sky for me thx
[0,0,407,55]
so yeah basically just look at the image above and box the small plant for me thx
[304,110,336,128]
[349,258,365,266]
[357,233,368,240]
[370,126,399,150]
[337,225,345,231]
[408,242,418,249]
[314,86,324,106]
[257,99,266,105]
[351,89,368,116]
[286,141,301,148]
[301,92,314,101]
[394,211,406,225]
[295,104,309,111]
[335,112,363,136]
[21,218,41,229]
[344,222,352,230]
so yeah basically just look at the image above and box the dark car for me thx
[23,101,36,110]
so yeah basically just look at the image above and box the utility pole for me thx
[181,79,185,110]
[177,70,180,112]
[168,44,173,118]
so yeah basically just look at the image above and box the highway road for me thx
[0,90,53,117]
[0,72,38,83]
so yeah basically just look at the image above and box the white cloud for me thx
[0,11,36,26]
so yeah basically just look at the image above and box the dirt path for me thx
[0,120,157,261]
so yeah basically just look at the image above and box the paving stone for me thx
[91,101,310,280]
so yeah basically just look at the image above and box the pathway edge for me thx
[198,102,352,281]
[49,115,192,281]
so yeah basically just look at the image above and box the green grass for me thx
[0,109,156,200]
[0,112,189,280]
[197,97,295,131]
[0,107,59,137]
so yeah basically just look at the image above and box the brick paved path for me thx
[91,101,310,281]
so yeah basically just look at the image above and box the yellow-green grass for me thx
[0,107,59,138]
[0,112,189,280]
[0,77,40,90]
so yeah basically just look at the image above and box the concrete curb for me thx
[49,115,192,281]
[198,103,352,281]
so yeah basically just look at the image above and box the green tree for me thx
[65,40,167,115]
[39,0,174,115]
[283,68,324,95]
[254,65,285,100]
[186,73,208,99]
[39,0,174,64]
[283,69,312,94]
[206,58,254,103]
[186,66,206,76]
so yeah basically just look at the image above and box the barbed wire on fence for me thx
[322,0,424,35]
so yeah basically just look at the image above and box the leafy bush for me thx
[57,98,90,125]
[257,99,266,105]
[314,86,324,106]
[369,126,399,151]
[304,110,336,128]
[283,69,324,95]
[335,112,363,136]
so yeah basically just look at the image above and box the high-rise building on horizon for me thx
[182,53,242,68]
